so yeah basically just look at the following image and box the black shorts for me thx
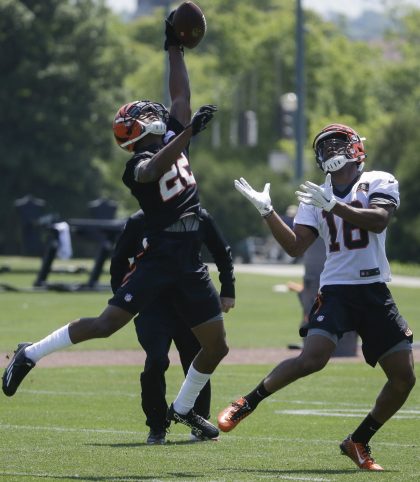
[108,232,222,327]
[133,294,201,362]
[301,283,413,367]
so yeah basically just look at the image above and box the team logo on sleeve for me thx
[124,293,133,302]
[356,183,369,192]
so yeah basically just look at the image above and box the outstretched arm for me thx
[265,212,316,258]
[136,14,216,183]
[201,210,235,313]
[135,106,216,183]
[296,173,394,233]
[167,46,191,126]
[234,177,316,257]
[164,9,191,125]
[330,203,394,233]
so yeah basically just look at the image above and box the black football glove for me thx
[164,10,183,51]
[188,105,217,136]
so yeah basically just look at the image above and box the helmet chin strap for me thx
[120,120,167,149]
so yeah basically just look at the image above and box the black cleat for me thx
[189,431,219,442]
[167,403,219,439]
[146,429,167,445]
[2,343,35,397]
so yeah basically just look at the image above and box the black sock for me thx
[244,380,272,410]
[351,413,383,445]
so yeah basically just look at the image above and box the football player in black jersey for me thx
[3,13,229,440]
[110,208,235,444]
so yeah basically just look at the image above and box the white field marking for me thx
[267,398,420,410]
[266,398,374,407]
[1,424,418,448]
[0,472,333,482]
[18,388,420,412]
[275,408,420,419]
[19,388,138,398]
[0,474,166,482]
[256,477,331,482]
[18,389,420,413]
[0,423,144,435]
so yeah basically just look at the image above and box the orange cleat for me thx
[217,397,253,432]
[340,435,384,471]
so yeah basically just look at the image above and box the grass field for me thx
[0,257,419,481]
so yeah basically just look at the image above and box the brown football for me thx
[172,1,206,49]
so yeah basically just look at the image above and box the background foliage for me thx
[1,0,420,260]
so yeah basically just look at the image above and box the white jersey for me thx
[294,170,399,287]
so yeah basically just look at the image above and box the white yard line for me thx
[1,423,417,447]
[0,472,332,482]
[275,409,419,419]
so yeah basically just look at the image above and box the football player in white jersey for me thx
[218,123,415,471]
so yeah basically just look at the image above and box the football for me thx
[172,1,206,49]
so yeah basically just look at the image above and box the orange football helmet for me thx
[313,123,366,173]
[113,100,169,152]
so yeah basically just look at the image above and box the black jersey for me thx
[122,117,200,232]
[110,208,235,299]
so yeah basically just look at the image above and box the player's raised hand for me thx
[188,105,217,136]
[234,177,273,218]
[295,173,337,212]
[164,10,182,51]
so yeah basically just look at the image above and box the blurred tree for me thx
[1,0,420,262]
[191,145,296,253]
[0,0,134,253]
[367,8,420,261]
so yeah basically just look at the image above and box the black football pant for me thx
[135,313,211,432]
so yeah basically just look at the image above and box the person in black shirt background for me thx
[3,12,230,441]
[110,208,235,444]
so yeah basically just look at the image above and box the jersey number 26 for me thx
[159,154,196,201]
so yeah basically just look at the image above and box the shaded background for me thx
[1,0,420,262]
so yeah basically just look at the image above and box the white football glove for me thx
[295,173,337,212]
[234,177,274,218]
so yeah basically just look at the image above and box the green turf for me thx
[0,256,419,481]
[0,364,419,481]
[0,259,419,351]
[0,260,305,350]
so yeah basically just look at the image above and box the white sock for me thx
[173,364,211,415]
[24,324,72,363]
